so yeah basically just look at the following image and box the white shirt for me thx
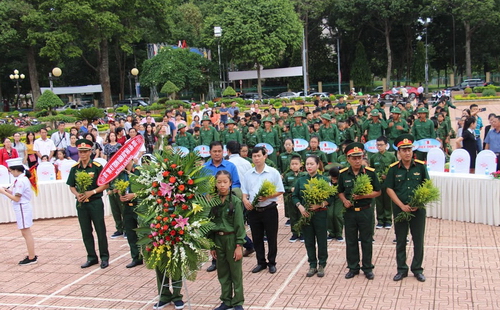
[228,154,252,181]
[192,111,204,122]
[33,137,56,163]
[11,174,32,205]
[51,131,70,149]
[241,164,284,207]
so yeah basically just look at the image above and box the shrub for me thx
[38,115,77,124]
[117,106,130,113]
[23,124,46,133]
[473,87,484,93]
[75,107,104,120]
[464,87,472,94]
[222,86,237,97]
[97,124,109,131]
[468,93,478,98]
[36,110,50,117]
[0,124,19,142]
[36,90,64,112]
[59,108,75,115]
[482,88,496,97]
[164,100,190,109]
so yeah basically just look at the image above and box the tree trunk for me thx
[257,61,262,100]
[114,44,125,100]
[27,46,41,109]
[385,20,392,88]
[99,40,112,107]
[464,21,472,79]
[305,14,310,92]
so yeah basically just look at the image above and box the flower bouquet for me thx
[75,171,93,207]
[350,173,373,205]
[377,166,390,183]
[133,150,217,280]
[293,177,337,233]
[394,179,440,222]
[491,171,500,179]
[114,179,130,196]
[251,180,277,207]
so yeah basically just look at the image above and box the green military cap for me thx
[394,134,416,149]
[370,109,380,117]
[226,119,236,125]
[293,112,305,118]
[76,139,93,150]
[177,123,186,130]
[345,142,364,157]
[417,107,429,114]
[320,113,332,120]
[262,117,274,123]
[201,115,211,122]
[391,107,402,114]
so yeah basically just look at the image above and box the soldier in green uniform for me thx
[386,107,409,150]
[239,118,248,138]
[412,108,436,160]
[175,123,196,151]
[369,136,397,229]
[278,138,301,174]
[318,114,340,143]
[292,155,333,277]
[338,142,381,280]
[221,119,242,145]
[244,125,259,148]
[290,112,310,142]
[362,110,388,142]
[283,156,304,242]
[192,127,201,147]
[200,115,220,146]
[67,139,110,269]
[326,166,344,242]
[209,170,246,310]
[258,117,280,166]
[385,134,428,283]
[118,159,143,268]
[303,136,328,166]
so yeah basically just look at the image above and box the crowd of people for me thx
[2,93,499,310]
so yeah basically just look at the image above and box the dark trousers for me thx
[155,268,183,303]
[285,193,300,235]
[247,205,278,266]
[214,235,244,307]
[302,209,328,268]
[393,207,426,275]
[76,199,109,262]
[327,198,344,238]
[375,189,393,225]
[343,206,374,272]
[122,202,141,261]
[109,193,124,232]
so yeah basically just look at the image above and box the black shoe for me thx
[19,255,38,265]
[345,270,359,279]
[153,301,171,310]
[100,260,109,269]
[126,260,143,268]
[365,271,374,280]
[110,231,123,238]
[81,260,98,268]
[251,264,267,273]
[206,263,217,272]
[268,265,277,274]
[243,248,255,257]
[415,274,426,282]
[393,272,408,281]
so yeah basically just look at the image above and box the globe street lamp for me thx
[49,67,62,93]
[128,68,139,99]
[9,69,25,110]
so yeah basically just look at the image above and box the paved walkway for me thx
[1,205,499,310]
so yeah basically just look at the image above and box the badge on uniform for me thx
[414,172,420,176]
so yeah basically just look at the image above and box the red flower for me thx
[171,164,177,169]
[169,176,176,183]
[163,225,168,230]
[170,214,176,218]
[179,230,184,235]
[170,230,176,236]
[187,179,194,185]
[166,197,172,202]
[148,234,153,239]
[182,204,189,210]
[151,190,156,196]
[163,208,169,213]
[177,171,184,176]
[178,185,185,192]
[162,171,170,177]
[146,247,151,252]
[175,237,180,242]
[163,203,169,208]
[156,216,163,221]
[171,221,177,226]
[166,236,171,241]
[152,181,159,188]
[187,194,194,199]
[155,223,161,229]
[156,199,163,204]
[163,158,169,162]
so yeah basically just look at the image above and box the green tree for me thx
[204,0,302,99]
[161,81,180,99]
[222,86,236,97]
[411,41,425,84]
[36,90,64,113]
[350,42,371,91]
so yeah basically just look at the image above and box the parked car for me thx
[372,86,384,92]
[276,91,300,99]
[239,92,272,101]
[446,79,486,91]
[113,99,149,110]
[56,102,87,111]
[309,92,330,98]
[380,86,419,100]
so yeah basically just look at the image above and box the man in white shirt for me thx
[51,122,70,150]
[227,141,252,182]
[192,105,204,121]
[241,146,284,274]
[201,103,212,117]
[34,128,56,162]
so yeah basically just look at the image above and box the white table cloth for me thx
[0,180,111,224]
[427,171,500,226]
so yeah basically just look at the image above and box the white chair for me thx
[93,157,107,167]
[449,149,471,174]
[427,148,445,172]
[37,162,57,181]
[475,150,497,175]
[0,165,11,184]
[59,160,77,182]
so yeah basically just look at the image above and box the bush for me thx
[23,124,46,133]
[36,110,50,117]
[220,98,245,105]
[468,93,478,98]
[0,124,19,142]
[473,86,484,93]
[97,124,109,131]
[482,88,496,97]
[59,108,75,115]
[75,107,104,120]
[464,87,472,94]
[116,106,130,113]
[164,100,190,109]
[222,86,237,97]
[39,115,77,124]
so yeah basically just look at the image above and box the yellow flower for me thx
[192,203,203,214]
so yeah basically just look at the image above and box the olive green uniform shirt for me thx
[290,123,310,141]
[175,132,196,151]
[200,126,220,145]
[412,119,436,140]
[209,195,246,246]
[385,159,429,204]
[337,166,381,207]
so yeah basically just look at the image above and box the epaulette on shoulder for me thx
[389,161,400,168]
[93,161,101,167]
[339,167,349,173]
[414,159,425,165]
[365,166,375,172]
[72,162,79,167]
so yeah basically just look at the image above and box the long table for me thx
[0,180,111,224]
[427,171,500,226]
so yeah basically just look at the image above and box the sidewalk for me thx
[1,208,499,310]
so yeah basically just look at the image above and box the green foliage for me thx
[36,90,64,112]
[482,88,496,96]
[35,110,50,117]
[220,98,245,105]
[473,86,484,93]
[59,108,76,115]
[0,124,19,142]
[97,124,110,131]
[164,100,191,109]
[23,124,46,133]
[75,108,104,120]
[38,115,77,124]
[464,87,472,94]
[161,81,180,95]
[350,42,372,90]
[222,86,237,97]
[117,106,130,113]
[411,41,425,83]
[468,93,477,98]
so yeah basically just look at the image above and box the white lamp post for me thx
[49,67,62,93]
[9,69,25,109]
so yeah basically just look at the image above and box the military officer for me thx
[385,134,428,283]
[338,142,381,280]
[67,139,110,269]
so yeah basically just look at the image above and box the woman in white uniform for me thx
[0,158,37,265]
